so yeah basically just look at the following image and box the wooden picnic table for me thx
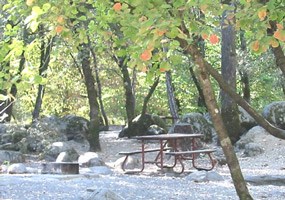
[119,133,216,173]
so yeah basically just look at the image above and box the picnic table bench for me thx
[165,149,216,173]
[118,133,216,174]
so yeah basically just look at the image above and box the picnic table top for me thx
[132,133,203,140]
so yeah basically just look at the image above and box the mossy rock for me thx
[118,114,167,138]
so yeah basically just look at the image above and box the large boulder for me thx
[0,115,91,158]
[262,101,285,129]
[238,107,257,131]
[118,114,167,138]
[0,150,24,163]
[171,113,215,143]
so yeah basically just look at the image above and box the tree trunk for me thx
[188,61,207,109]
[221,9,242,144]
[176,37,253,199]
[114,56,136,124]
[202,51,285,139]
[141,77,160,116]
[88,39,109,130]
[239,31,251,103]
[165,71,179,122]
[79,44,101,151]
[32,34,54,122]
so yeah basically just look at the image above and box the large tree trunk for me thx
[177,36,253,199]
[79,44,101,151]
[165,71,179,122]
[199,49,285,139]
[32,33,54,122]
[221,9,242,144]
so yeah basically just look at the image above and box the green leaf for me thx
[42,3,51,12]
[32,6,44,16]
[0,94,8,101]
[34,75,43,84]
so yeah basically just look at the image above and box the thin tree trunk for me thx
[114,56,136,124]
[88,39,109,130]
[165,71,179,122]
[176,37,253,199]
[239,31,251,103]
[79,44,101,151]
[188,61,207,109]
[221,8,242,144]
[32,33,54,122]
[141,77,160,116]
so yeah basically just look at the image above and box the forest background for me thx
[1,0,285,199]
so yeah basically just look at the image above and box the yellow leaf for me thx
[258,9,267,21]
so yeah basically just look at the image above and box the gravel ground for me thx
[1,127,285,200]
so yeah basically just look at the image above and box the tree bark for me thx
[32,33,54,122]
[239,31,251,103]
[221,9,242,144]
[176,37,253,199]
[114,56,136,124]
[79,44,101,151]
[202,57,285,139]
[88,39,109,130]
[165,71,179,122]
[141,77,160,116]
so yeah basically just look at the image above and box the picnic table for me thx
[119,133,216,173]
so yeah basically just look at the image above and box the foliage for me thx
[0,0,284,124]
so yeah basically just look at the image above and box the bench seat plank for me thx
[165,149,216,156]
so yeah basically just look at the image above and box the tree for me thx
[220,3,242,143]
[32,28,54,122]
[79,43,101,151]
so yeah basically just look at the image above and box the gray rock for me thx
[244,143,264,157]
[56,148,79,162]
[173,113,215,143]
[81,166,113,175]
[186,170,224,182]
[262,101,285,129]
[114,156,140,170]
[8,163,27,174]
[78,152,105,167]
[0,150,24,163]
[86,188,124,200]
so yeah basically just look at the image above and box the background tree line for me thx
[0,1,285,198]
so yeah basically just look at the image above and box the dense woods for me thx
[0,1,285,199]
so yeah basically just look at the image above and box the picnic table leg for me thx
[140,139,146,172]
[192,152,216,171]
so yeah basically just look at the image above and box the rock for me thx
[175,113,215,143]
[0,164,8,173]
[81,166,113,175]
[236,126,268,149]
[262,101,285,129]
[114,156,140,170]
[239,106,257,131]
[118,114,167,138]
[244,143,264,157]
[44,139,90,161]
[146,125,166,135]
[78,152,105,167]
[56,148,79,162]
[186,170,224,182]
[8,163,27,174]
[0,150,24,163]
[86,188,124,200]
[61,115,89,140]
